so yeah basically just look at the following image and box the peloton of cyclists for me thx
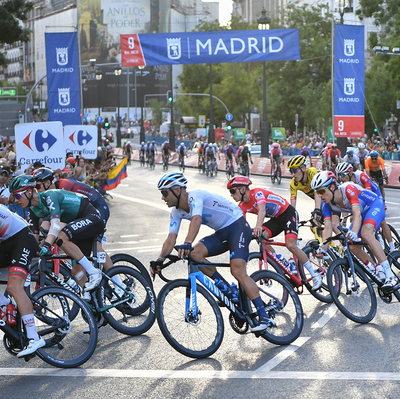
[326,143,342,171]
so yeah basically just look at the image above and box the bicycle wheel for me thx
[276,166,281,184]
[249,270,304,345]
[247,252,285,277]
[299,245,335,303]
[98,266,156,335]
[271,170,275,184]
[156,279,224,359]
[386,250,400,302]
[327,258,377,323]
[110,253,152,286]
[389,224,400,250]
[32,286,98,368]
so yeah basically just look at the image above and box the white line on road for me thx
[1,367,400,380]
[385,216,400,219]
[255,337,310,373]
[120,234,140,238]
[311,305,338,329]
[111,193,169,212]
[105,245,160,252]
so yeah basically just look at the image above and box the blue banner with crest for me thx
[45,32,81,124]
[334,25,365,116]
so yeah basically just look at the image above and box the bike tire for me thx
[271,172,275,184]
[32,286,98,368]
[98,266,156,336]
[299,245,335,304]
[156,279,224,359]
[110,253,152,287]
[389,224,400,250]
[276,167,281,184]
[386,250,400,302]
[327,258,377,324]
[249,270,304,345]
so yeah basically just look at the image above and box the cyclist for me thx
[145,141,151,165]
[270,142,283,173]
[365,150,388,200]
[205,142,215,172]
[355,143,369,171]
[139,141,146,164]
[322,143,333,171]
[151,172,273,332]
[300,146,313,167]
[149,140,157,166]
[311,171,397,289]
[336,162,395,252]
[0,206,44,357]
[197,142,205,168]
[240,145,253,176]
[342,149,360,171]
[161,140,171,167]
[124,141,132,165]
[178,142,186,165]
[326,143,342,171]
[227,176,322,291]
[225,143,235,173]
[9,175,105,295]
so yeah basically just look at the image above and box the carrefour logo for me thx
[69,130,92,146]
[23,130,57,152]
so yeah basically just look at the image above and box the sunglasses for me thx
[289,167,300,174]
[161,189,170,198]
[229,188,238,194]
[13,190,26,200]
[338,173,348,178]
[316,189,326,196]
[371,157,378,161]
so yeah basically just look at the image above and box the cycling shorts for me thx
[0,227,40,272]
[61,199,105,257]
[262,205,299,240]
[199,217,252,261]
[350,197,385,235]
[370,170,384,184]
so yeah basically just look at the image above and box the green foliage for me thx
[147,98,167,126]
[0,0,33,67]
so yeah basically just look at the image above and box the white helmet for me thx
[157,172,187,190]
[311,171,337,191]
[358,143,365,149]
[141,142,144,145]
[336,162,353,175]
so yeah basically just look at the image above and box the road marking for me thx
[120,234,140,238]
[385,202,397,205]
[385,216,400,219]
[105,245,160,252]
[311,305,338,329]
[111,193,169,212]
[1,367,400,380]
[255,337,310,373]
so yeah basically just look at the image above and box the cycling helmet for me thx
[287,155,306,169]
[332,143,337,148]
[370,150,379,158]
[239,146,244,150]
[358,143,365,149]
[33,167,54,182]
[311,171,336,191]
[327,143,333,149]
[180,142,184,146]
[9,174,37,193]
[273,143,280,148]
[227,176,252,189]
[141,142,144,145]
[346,149,354,156]
[157,172,187,190]
[152,140,155,143]
[336,162,353,175]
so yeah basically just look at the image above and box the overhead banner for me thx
[121,29,300,66]
[334,25,365,138]
[45,32,81,125]
[64,125,98,159]
[15,122,65,170]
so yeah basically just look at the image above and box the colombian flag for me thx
[102,157,128,191]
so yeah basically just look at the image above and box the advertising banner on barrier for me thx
[15,122,65,170]
[272,127,286,141]
[334,25,365,137]
[121,29,300,66]
[63,125,98,159]
[45,32,81,125]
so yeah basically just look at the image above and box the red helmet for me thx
[227,176,252,189]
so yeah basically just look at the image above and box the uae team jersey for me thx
[322,182,379,218]
[239,188,289,218]
[169,189,243,235]
[0,204,29,242]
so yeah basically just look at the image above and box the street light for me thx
[114,66,122,147]
[257,8,271,157]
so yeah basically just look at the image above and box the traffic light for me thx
[167,90,173,102]
[226,123,232,131]
[104,118,110,130]
[374,128,378,133]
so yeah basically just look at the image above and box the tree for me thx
[0,0,33,67]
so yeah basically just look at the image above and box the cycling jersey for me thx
[168,189,242,235]
[241,149,251,162]
[149,144,157,154]
[365,157,385,172]
[352,170,381,197]
[343,154,360,168]
[327,149,341,159]
[239,188,289,218]
[0,204,30,242]
[270,148,282,159]
[356,149,369,161]
[139,144,146,153]
[179,146,186,156]
[289,167,319,201]
[162,143,170,154]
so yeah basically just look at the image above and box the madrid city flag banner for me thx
[334,25,365,138]
[45,32,81,125]
[121,29,300,66]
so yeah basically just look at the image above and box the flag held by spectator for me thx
[102,157,128,191]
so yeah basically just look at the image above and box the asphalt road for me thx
[1,162,400,398]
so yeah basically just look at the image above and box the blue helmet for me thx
[370,151,379,159]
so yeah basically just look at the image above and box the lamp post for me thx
[114,66,122,147]
[95,69,103,145]
[257,8,271,157]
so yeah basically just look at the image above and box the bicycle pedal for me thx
[23,353,37,362]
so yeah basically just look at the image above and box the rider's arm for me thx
[289,180,297,208]
[253,201,266,237]
[350,205,362,234]
[158,233,178,259]
[183,215,202,245]
[46,217,62,246]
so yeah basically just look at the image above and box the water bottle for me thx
[288,258,297,275]
[66,277,81,294]
[227,283,239,304]
[6,304,17,327]
[276,254,291,272]
[215,279,228,294]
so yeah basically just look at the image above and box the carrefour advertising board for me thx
[64,125,98,159]
[15,122,65,170]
